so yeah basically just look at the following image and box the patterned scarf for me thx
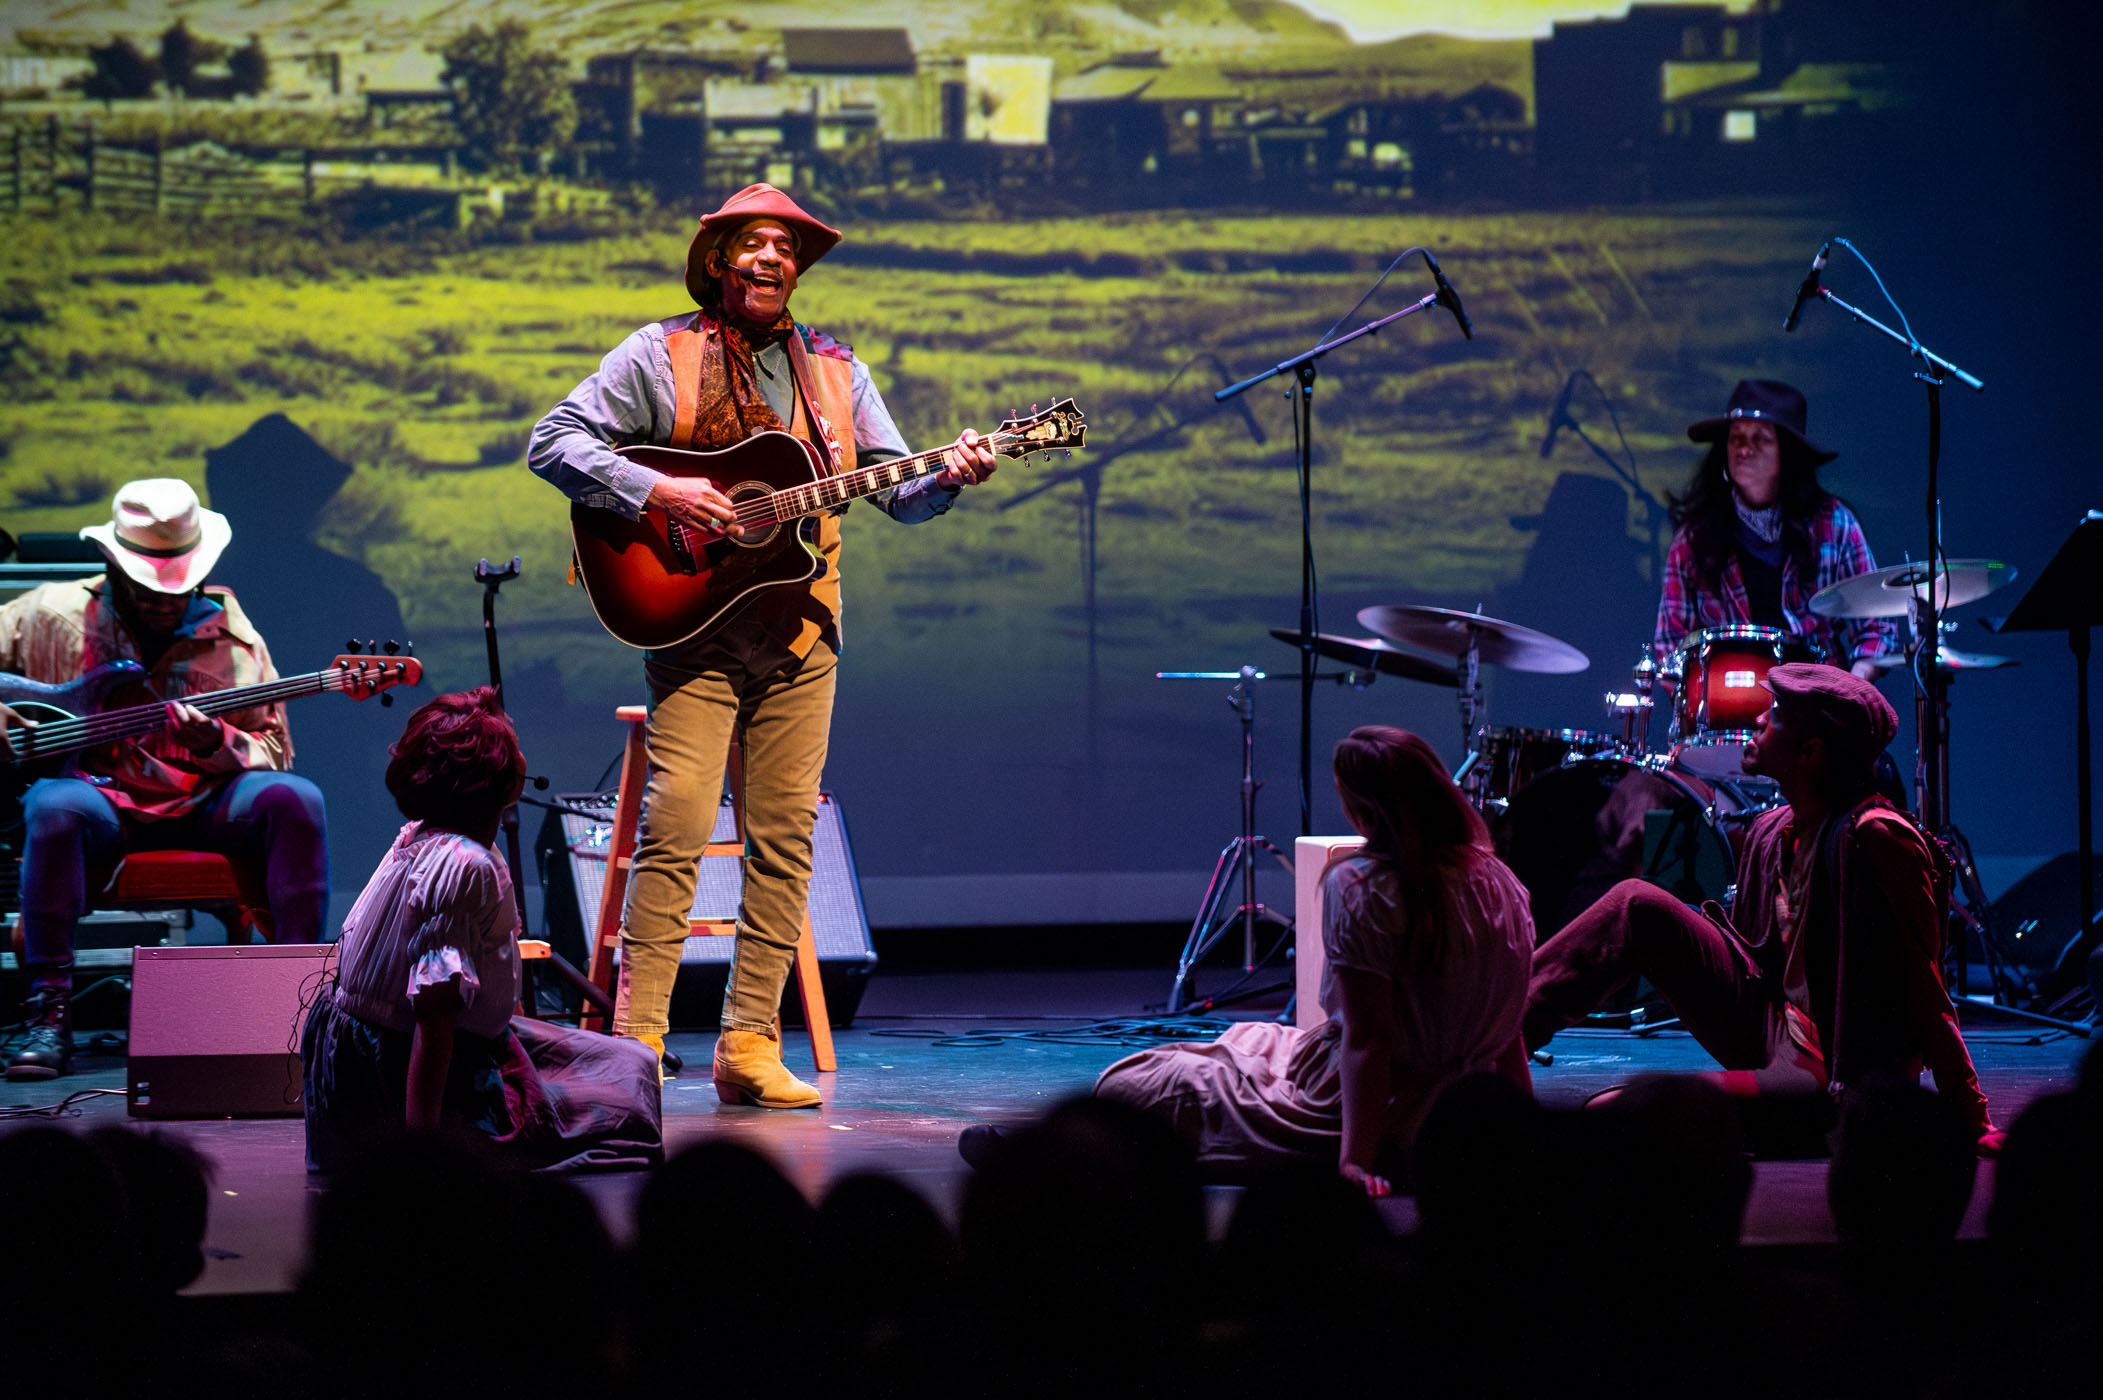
[684,309,798,451]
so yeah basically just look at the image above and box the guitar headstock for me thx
[996,398,1087,460]
[331,649,424,702]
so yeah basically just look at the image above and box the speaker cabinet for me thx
[127,943,334,1119]
[559,791,876,1029]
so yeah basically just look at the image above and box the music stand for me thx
[1983,510,2103,1006]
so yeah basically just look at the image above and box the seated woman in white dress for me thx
[1096,726,1536,1194]
[302,687,661,1172]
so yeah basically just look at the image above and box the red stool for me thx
[88,850,277,943]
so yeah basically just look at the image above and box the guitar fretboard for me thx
[730,431,1024,530]
[5,666,405,762]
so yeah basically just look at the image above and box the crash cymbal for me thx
[1809,559,2016,619]
[1268,628,1460,687]
[1865,647,2019,672]
[1355,605,1590,675]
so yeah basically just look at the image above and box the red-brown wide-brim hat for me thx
[684,183,842,304]
[1687,379,1838,466]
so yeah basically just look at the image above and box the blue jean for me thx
[16,772,330,993]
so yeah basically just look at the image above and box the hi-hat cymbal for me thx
[1268,628,1460,687]
[1355,605,1590,675]
[1809,559,2016,619]
[1865,647,2019,673]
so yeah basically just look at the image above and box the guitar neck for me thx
[750,429,1015,526]
[7,670,343,762]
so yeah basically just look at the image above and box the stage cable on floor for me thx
[869,1012,1235,1050]
[0,1087,128,1121]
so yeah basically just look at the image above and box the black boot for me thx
[6,987,72,1080]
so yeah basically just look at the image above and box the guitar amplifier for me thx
[558,790,876,1028]
[127,942,335,1119]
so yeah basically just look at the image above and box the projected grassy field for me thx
[0,207,1817,716]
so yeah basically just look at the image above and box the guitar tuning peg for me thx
[366,639,378,655]
[345,639,362,653]
[404,642,415,656]
[380,693,394,708]
[383,640,401,655]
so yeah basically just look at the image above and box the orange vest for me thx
[663,318,859,659]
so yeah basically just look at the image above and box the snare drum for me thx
[1493,754,1777,939]
[1471,726,1620,808]
[1667,624,1821,777]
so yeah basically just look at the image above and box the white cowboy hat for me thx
[78,478,232,594]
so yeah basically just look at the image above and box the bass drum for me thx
[1492,756,1776,941]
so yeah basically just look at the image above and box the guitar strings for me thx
[8,666,409,758]
[725,428,1031,529]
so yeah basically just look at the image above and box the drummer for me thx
[1655,380,1896,680]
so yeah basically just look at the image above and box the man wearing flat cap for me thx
[1656,380,1897,676]
[529,184,997,1108]
[0,479,329,1078]
[1522,662,1997,1151]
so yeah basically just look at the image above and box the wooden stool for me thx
[582,705,836,1072]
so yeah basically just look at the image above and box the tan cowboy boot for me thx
[621,1031,667,1086]
[712,1028,821,1108]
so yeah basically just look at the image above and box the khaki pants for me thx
[614,633,837,1038]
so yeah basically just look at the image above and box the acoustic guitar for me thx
[569,398,1087,650]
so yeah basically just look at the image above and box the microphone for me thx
[1422,251,1474,340]
[1782,240,1831,333]
[1539,373,1578,457]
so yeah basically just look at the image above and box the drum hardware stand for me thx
[1800,243,2082,1032]
[1604,647,1658,752]
[1217,249,1464,836]
[1158,665,1296,1013]
[1455,632,1487,803]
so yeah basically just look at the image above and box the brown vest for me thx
[663,320,859,659]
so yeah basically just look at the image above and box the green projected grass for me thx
[0,208,1816,717]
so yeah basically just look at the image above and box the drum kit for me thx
[1321,557,2021,942]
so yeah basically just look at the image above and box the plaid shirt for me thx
[1653,500,1898,666]
[0,577,290,820]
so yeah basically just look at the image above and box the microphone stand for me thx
[1802,269,2069,1027]
[471,556,620,1029]
[1218,288,1444,835]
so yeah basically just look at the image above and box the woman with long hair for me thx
[1655,379,1895,678]
[1093,726,1535,1194]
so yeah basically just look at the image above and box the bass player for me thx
[0,478,329,1079]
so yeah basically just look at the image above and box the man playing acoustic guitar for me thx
[528,184,998,1107]
[0,479,329,1079]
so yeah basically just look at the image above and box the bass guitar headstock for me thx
[334,640,424,705]
[996,398,1087,461]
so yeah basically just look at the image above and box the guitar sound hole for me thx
[727,485,780,547]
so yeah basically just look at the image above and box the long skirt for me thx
[1096,1020,1349,1173]
[302,996,664,1174]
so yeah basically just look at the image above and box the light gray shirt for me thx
[527,312,957,523]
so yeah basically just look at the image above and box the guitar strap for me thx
[665,321,705,451]
[784,330,846,479]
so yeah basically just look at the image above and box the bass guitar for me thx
[570,398,1087,650]
[2,649,423,771]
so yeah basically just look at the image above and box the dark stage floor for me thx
[0,965,2090,1298]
